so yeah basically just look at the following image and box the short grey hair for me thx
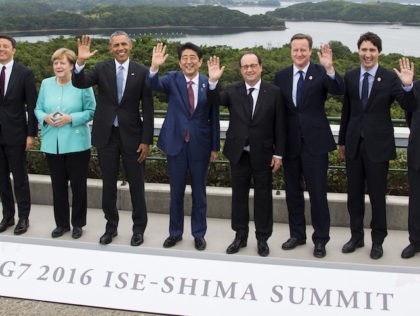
[109,31,131,45]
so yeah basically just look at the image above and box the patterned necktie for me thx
[296,70,304,106]
[117,65,124,103]
[248,87,255,117]
[361,72,370,109]
[188,80,194,114]
[0,66,6,97]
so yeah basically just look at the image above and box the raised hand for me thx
[317,43,334,74]
[207,55,225,82]
[76,35,97,65]
[394,57,414,87]
[150,42,169,72]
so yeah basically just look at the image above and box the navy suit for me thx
[339,66,416,245]
[147,71,219,238]
[274,63,344,245]
[0,62,37,221]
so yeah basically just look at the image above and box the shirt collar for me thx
[293,62,310,76]
[184,74,199,85]
[1,60,14,70]
[361,64,379,77]
[115,58,129,70]
[245,79,261,91]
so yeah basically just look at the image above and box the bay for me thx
[12,3,420,57]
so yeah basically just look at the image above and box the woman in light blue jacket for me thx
[35,48,96,239]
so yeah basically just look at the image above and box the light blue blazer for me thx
[35,77,96,154]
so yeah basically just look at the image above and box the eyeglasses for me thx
[240,64,260,70]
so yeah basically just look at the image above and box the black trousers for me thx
[408,165,420,246]
[230,151,273,241]
[97,127,147,234]
[345,139,389,245]
[0,131,30,219]
[46,150,91,229]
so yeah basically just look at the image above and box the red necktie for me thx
[185,81,195,142]
[0,66,5,97]
[188,80,194,114]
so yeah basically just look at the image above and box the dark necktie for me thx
[188,80,194,114]
[361,72,370,109]
[248,87,255,117]
[296,70,304,106]
[0,66,6,97]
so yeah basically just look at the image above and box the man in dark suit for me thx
[274,33,344,258]
[0,34,37,235]
[338,32,415,259]
[72,32,154,246]
[146,42,220,251]
[402,78,420,259]
[207,52,285,257]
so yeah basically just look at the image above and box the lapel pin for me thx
[202,83,206,88]
[377,77,381,82]
[309,76,313,80]
[131,73,135,76]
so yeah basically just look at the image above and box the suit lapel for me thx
[237,83,252,121]
[175,73,190,115]
[4,63,19,99]
[196,75,207,112]
[107,60,119,104]
[366,66,385,111]
[252,81,265,120]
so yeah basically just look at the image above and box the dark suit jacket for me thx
[146,71,220,160]
[208,80,285,169]
[406,81,420,171]
[339,65,416,162]
[274,63,344,157]
[72,59,154,152]
[0,62,37,145]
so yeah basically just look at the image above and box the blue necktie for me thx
[117,65,124,103]
[296,70,304,106]
[361,72,370,109]
[114,65,124,127]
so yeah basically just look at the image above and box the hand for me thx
[50,112,72,127]
[137,144,149,163]
[338,145,345,160]
[77,35,98,66]
[150,43,169,72]
[271,157,282,173]
[207,56,225,82]
[210,151,219,162]
[394,57,414,87]
[25,136,34,151]
[317,43,334,74]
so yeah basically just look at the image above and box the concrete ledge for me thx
[28,174,409,230]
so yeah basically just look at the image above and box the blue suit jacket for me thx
[274,63,344,157]
[147,71,220,160]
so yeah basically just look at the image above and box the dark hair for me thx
[357,32,382,52]
[239,52,262,67]
[290,33,313,50]
[177,42,203,60]
[0,34,16,49]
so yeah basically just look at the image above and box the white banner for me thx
[1,239,420,316]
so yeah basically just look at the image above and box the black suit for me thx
[274,63,344,245]
[405,81,420,247]
[0,62,37,220]
[208,81,285,240]
[339,65,416,244]
[72,59,154,234]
